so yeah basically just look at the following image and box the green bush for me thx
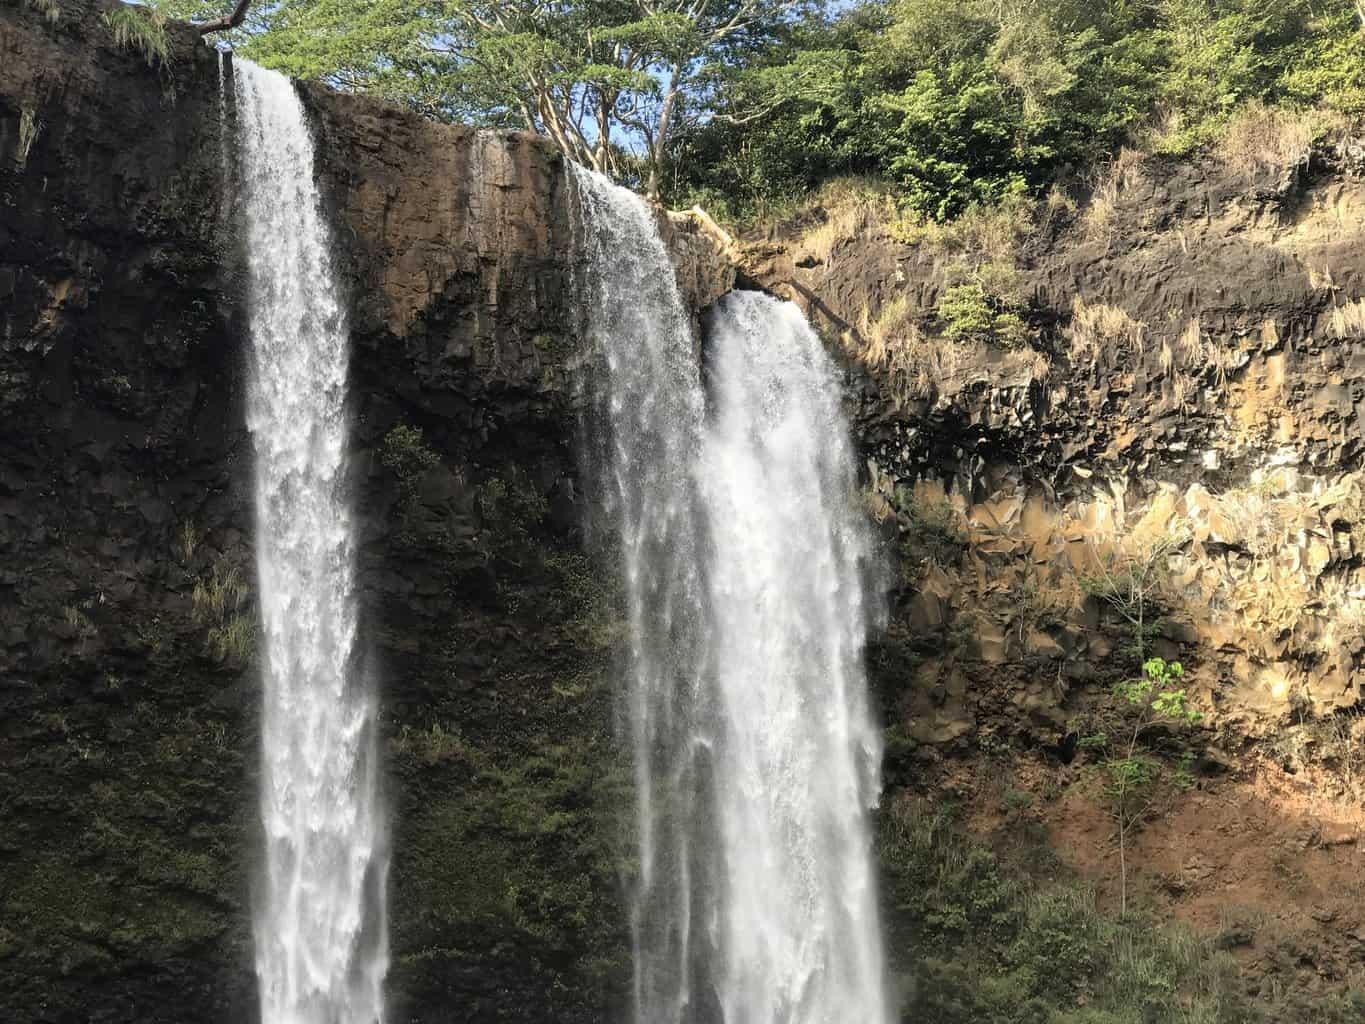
[877,799,1256,1023]
[380,423,440,504]
[671,0,1364,221]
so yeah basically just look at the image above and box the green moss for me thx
[381,424,440,499]
[390,724,631,1015]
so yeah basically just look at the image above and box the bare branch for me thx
[197,0,252,36]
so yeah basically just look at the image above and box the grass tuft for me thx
[1069,297,1147,362]
[102,5,172,69]
[27,0,60,23]
[1216,101,1348,178]
[1329,299,1365,338]
[1081,148,1146,242]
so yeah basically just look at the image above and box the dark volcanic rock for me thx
[0,2,730,1021]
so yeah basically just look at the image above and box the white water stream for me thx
[570,166,887,1024]
[234,60,388,1024]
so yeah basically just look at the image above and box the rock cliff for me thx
[738,134,1365,1009]
[0,1,727,1020]
[9,0,1365,1019]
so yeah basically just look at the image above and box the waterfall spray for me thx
[569,164,887,1023]
[233,60,388,1024]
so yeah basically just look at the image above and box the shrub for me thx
[1079,658,1202,915]
[937,283,996,341]
[936,280,1032,348]
[894,490,968,571]
[879,796,1248,1024]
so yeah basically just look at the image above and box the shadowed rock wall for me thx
[0,2,729,1020]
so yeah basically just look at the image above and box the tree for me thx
[1080,530,1187,664]
[158,0,814,197]
[195,0,252,35]
[1079,658,1200,916]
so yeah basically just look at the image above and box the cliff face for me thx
[744,145,1365,736]
[10,0,1365,1020]
[0,2,729,1021]
[740,137,1365,1005]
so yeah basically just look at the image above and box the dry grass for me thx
[1215,481,1295,558]
[1081,147,1146,242]
[18,108,40,168]
[890,195,1035,264]
[1216,101,1348,178]
[1162,317,1241,402]
[192,561,247,623]
[793,178,892,266]
[1329,299,1365,338]
[846,298,935,403]
[845,310,1048,407]
[1259,318,1280,348]
[857,294,915,368]
[1308,264,1337,291]
[208,615,254,663]
[177,521,200,564]
[192,558,253,663]
[28,0,60,21]
[1068,297,1146,362]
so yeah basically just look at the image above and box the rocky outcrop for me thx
[0,2,728,1021]
[737,132,1365,1013]
[739,145,1365,743]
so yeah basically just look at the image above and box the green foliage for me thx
[477,471,549,543]
[1082,658,1202,915]
[380,423,440,504]
[102,4,173,69]
[154,0,1361,215]
[893,488,967,572]
[154,0,809,193]
[937,283,996,341]
[673,0,1364,219]
[191,556,254,664]
[878,800,1250,1023]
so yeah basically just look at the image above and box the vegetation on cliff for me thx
[679,0,1365,217]
[150,0,1363,217]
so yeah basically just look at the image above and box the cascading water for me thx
[233,61,388,1024]
[568,166,712,1021]
[569,166,887,1023]
[700,291,886,1023]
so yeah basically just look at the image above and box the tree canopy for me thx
[165,0,1365,214]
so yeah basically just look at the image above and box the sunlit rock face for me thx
[737,143,1365,735]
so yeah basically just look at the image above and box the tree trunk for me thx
[646,67,683,200]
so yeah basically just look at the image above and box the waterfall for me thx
[568,166,712,1021]
[700,291,886,1023]
[569,167,887,1023]
[233,61,388,1024]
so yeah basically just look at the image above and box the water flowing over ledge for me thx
[233,60,388,1024]
[569,164,888,1024]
